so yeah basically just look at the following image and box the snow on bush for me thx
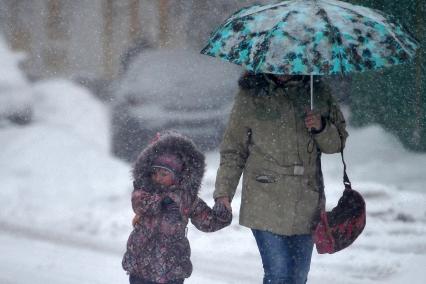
[0,36,32,124]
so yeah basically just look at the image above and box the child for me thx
[122,131,232,284]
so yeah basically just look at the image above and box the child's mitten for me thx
[162,196,182,222]
[213,201,232,222]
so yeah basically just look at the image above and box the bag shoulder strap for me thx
[318,132,352,211]
[318,115,351,211]
[341,150,352,190]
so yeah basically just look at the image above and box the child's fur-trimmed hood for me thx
[132,131,205,198]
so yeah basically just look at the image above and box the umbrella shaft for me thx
[311,74,314,110]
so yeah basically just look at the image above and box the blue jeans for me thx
[252,230,314,284]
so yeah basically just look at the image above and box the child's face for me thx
[152,168,175,187]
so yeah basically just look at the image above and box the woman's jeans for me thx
[252,229,314,284]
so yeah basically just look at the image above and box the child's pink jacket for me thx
[122,132,231,283]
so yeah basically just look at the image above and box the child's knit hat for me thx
[152,153,183,175]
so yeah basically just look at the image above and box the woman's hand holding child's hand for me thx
[216,196,232,211]
[213,201,232,222]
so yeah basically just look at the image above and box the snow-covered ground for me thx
[1,40,425,284]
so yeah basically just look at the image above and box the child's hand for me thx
[161,196,178,210]
[213,201,232,222]
[161,196,182,222]
[165,192,181,203]
[131,188,164,217]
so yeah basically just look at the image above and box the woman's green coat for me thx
[214,75,348,235]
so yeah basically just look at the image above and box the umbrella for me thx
[201,0,419,109]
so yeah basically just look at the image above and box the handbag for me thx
[314,150,366,254]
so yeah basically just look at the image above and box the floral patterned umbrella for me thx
[201,0,419,107]
[201,0,418,75]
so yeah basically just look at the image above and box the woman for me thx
[214,72,348,284]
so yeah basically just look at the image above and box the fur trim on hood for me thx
[132,131,205,198]
[238,72,322,92]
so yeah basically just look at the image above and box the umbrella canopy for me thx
[201,0,419,75]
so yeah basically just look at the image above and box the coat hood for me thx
[238,72,321,92]
[132,131,205,197]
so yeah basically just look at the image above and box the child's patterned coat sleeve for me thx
[131,189,163,216]
[190,197,232,232]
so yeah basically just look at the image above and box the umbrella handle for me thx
[310,74,314,110]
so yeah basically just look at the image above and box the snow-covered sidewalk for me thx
[0,232,126,284]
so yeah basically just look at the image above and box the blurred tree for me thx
[129,0,141,43]
[158,0,169,47]
[102,0,114,79]
[348,0,425,151]
[9,0,31,52]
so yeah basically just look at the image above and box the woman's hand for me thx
[305,110,323,131]
[215,196,232,211]
[213,201,232,222]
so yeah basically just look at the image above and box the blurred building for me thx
[0,0,264,84]
[1,0,157,82]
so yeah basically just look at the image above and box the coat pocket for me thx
[245,169,281,194]
[255,174,277,184]
[250,167,279,184]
